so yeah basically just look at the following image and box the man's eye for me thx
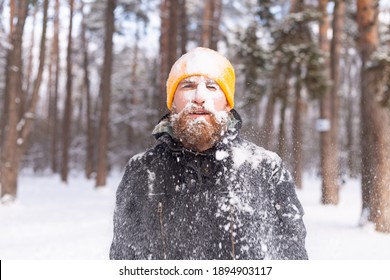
[207,85,217,90]
[182,84,193,89]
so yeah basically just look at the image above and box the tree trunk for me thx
[292,68,303,189]
[178,0,187,55]
[167,0,178,68]
[263,57,291,151]
[50,0,60,174]
[201,0,214,48]
[201,0,221,50]
[277,90,288,162]
[1,0,17,148]
[327,0,345,202]
[159,0,169,110]
[81,0,94,179]
[1,0,48,202]
[61,0,75,183]
[96,0,116,188]
[211,0,222,50]
[76,87,84,133]
[19,0,49,151]
[0,1,29,201]
[262,92,276,150]
[345,54,359,178]
[318,0,339,204]
[330,0,344,177]
[288,0,308,192]
[357,0,390,232]
[9,0,15,35]
[358,0,376,224]
[0,0,5,143]
[159,0,179,111]
[126,26,140,157]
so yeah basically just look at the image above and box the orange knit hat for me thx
[166,47,235,109]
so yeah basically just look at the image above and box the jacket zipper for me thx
[158,201,167,259]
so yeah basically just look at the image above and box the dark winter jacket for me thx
[109,110,308,260]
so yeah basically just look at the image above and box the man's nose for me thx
[192,86,206,105]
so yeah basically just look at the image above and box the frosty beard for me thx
[171,109,228,152]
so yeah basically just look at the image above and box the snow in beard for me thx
[172,96,229,135]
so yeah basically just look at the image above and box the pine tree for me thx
[357,0,390,232]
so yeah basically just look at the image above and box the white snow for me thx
[0,171,119,259]
[16,138,23,145]
[0,171,390,259]
[231,146,252,168]
[179,76,224,106]
[147,170,155,194]
[129,151,145,164]
[228,190,254,215]
[300,174,390,259]
[231,143,280,170]
[16,118,26,132]
[171,76,230,125]
[215,150,229,161]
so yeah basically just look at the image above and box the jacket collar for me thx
[152,109,242,155]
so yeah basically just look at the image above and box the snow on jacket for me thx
[109,110,308,260]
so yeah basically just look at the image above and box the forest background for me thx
[1,0,390,236]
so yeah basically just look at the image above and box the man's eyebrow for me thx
[179,79,196,84]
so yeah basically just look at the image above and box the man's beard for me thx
[171,107,228,152]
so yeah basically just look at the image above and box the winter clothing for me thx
[166,47,235,109]
[110,110,308,260]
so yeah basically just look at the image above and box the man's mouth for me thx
[188,108,210,115]
[190,111,209,115]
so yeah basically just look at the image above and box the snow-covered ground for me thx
[0,170,389,260]
[301,176,390,259]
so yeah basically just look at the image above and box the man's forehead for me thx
[180,76,217,84]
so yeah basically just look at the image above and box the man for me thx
[110,47,308,260]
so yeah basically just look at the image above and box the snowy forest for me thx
[1,0,390,241]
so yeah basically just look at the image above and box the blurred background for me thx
[1,0,390,235]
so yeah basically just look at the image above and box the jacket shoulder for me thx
[229,139,282,170]
[127,143,166,166]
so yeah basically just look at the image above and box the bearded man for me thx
[109,47,308,260]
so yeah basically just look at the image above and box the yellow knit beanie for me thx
[166,47,235,109]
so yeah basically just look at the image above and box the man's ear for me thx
[225,104,232,111]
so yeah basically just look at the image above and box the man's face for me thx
[172,75,230,120]
[170,75,231,152]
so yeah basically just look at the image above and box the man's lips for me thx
[190,112,209,115]
[188,109,210,115]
